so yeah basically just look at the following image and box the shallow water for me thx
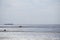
[0,32,60,40]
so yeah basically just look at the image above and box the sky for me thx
[0,0,60,24]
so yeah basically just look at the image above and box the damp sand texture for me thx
[0,32,60,40]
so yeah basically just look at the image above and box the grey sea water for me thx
[0,24,60,40]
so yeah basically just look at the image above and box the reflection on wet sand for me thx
[0,32,60,40]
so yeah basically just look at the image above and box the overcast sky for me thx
[0,0,60,24]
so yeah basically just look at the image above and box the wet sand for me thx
[0,32,60,40]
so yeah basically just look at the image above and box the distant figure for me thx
[19,26,22,28]
[4,29,6,32]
